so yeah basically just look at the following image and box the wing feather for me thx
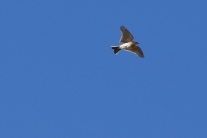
[131,46,144,58]
[119,26,134,43]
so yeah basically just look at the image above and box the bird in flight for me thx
[111,26,144,58]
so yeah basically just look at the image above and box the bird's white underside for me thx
[119,42,133,50]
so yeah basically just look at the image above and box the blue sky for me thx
[1,0,207,137]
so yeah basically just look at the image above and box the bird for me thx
[111,26,144,58]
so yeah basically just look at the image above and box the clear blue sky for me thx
[1,0,207,138]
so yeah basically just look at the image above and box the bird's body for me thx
[119,42,136,50]
[111,26,144,58]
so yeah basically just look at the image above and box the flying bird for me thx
[111,26,144,58]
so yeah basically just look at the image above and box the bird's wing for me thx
[131,46,144,58]
[119,26,134,43]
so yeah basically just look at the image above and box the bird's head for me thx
[134,41,139,45]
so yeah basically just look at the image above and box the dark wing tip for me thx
[120,25,125,28]
[140,55,144,58]
[138,51,144,58]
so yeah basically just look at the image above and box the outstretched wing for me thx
[120,26,134,43]
[131,46,144,58]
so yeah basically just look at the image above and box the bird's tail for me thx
[111,46,121,54]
